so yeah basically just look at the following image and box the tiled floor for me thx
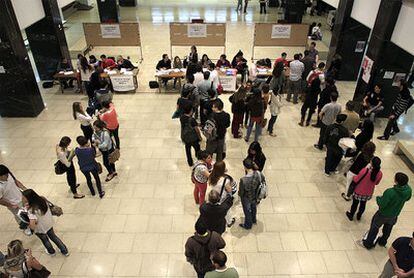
[1,1,414,277]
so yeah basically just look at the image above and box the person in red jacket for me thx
[346,156,382,221]
[99,55,117,70]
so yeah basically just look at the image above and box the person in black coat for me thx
[313,77,338,127]
[199,190,233,235]
[246,141,266,172]
[299,77,321,126]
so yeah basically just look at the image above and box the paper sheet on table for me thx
[107,70,118,75]
[63,71,74,75]
[123,71,133,75]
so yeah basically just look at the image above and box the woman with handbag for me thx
[22,189,69,256]
[56,137,84,199]
[92,120,117,182]
[3,240,50,277]
[98,101,120,150]
[208,161,236,228]
[75,136,105,198]
[346,157,382,221]
[341,142,376,201]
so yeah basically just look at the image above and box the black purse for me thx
[54,160,68,175]
[347,168,369,196]
[28,266,51,278]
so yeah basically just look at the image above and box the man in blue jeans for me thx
[238,158,263,230]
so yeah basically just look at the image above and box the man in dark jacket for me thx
[323,114,349,176]
[299,77,321,126]
[185,218,226,278]
[312,77,338,127]
[206,99,231,162]
[360,172,412,249]
[200,190,233,235]
[378,80,413,140]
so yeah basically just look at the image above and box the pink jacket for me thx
[353,167,383,196]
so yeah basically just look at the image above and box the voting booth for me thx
[252,23,309,60]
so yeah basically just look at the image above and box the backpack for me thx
[255,171,268,203]
[202,118,218,141]
[307,70,321,86]
[181,117,199,144]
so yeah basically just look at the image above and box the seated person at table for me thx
[201,54,212,68]
[232,52,248,83]
[89,67,107,99]
[117,55,135,70]
[156,54,172,86]
[361,84,384,122]
[216,54,231,68]
[310,23,323,41]
[99,55,117,70]
[256,58,271,68]
[57,58,74,89]
[173,56,183,88]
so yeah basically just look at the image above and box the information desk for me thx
[155,68,237,93]
[53,71,81,94]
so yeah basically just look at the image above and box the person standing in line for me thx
[359,172,412,249]
[259,0,267,14]
[378,80,413,140]
[322,114,349,176]
[299,74,321,126]
[198,71,214,126]
[243,0,249,13]
[92,120,117,182]
[243,80,253,127]
[236,0,243,11]
[262,84,271,115]
[208,63,220,90]
[342,141,376,201]
[208,161,236,227]
[99,101,120,150]
[308,42,320,63]
[312,77,338,127]
[269,61,286,94]
[345,157,382,221]
[73,102,94,144]
[185,218,226,278]
[78,56,94,93]
[192,150,213,206]
[245,88,264,142]
[75,136,105,198]
[22,189,69,256]
[0,165,31,235]
[180,104,202,167]
[378,233,414,278]
[286,54,305,104]
[341,101,360,135]
[229,85,247,138]
[246,141,266,172]
[206,99,231,162]
[200,190,234,235]
[267,86,283,136]
[205,251,240,278]
[239,158,264,230]
[354,119,374,155]
[301,50,315,83]
[56,136,85,199]
[314,91,341,150]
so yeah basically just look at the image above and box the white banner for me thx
[101,24,121,38]
[187,24,207,38]
[361,56,374,84]
[271,25,291,39]
[110,75,135,92]
[219,76,236,92]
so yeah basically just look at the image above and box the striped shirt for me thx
[393,91,412,117]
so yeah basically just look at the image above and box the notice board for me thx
[83,23,141,46]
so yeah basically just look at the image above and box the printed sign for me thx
[110,75,135,92]
[100,24,121,38]
[383,71,394,79]
[355,41,366,53]
[392,73,407,87]
[271,25,291,39]
[187,24,207,38]
[361,56,374,84]
[219,76,236,92]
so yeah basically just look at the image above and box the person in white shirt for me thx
[208,63,220,89]
[72,102,94,144]
[0,165,31,235]
[287,54,305,104]
[78,56,94,93]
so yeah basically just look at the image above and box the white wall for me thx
[58,0,75,8]
[350,0,381,28]
[391,1,414,55]
[11,0,45,30]
[323,0,339,9]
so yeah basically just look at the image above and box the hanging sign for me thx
[101,24,121,38]
[271,25,291,39]
[361,56,374,84]
[187,24,207,38]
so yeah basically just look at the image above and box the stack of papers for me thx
[107,70,118,75]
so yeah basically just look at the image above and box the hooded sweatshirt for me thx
[376,184,412,217]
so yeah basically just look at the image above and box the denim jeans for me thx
[241,197,257,229]
[101,150,116,174]
[287,79,302,103]
[267,115,278,133]
[363,211,397,249]
[185,141,200,166]
[246,118,262,142]
[109,125,120,149]
[36,227,68,255]
[82,169,103,196]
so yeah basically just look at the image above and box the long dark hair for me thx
[273,61,284,78]
[80,56,92,72]
[22,189,48,215]
[248,141,263,158]
[361,119,374,140]
[72,102,85,119]
[370,156,381,182]
[361,141,376,162]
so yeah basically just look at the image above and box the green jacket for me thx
[376,184,412,217]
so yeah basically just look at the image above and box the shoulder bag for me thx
[346,168,370,197]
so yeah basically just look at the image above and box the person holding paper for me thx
[116,55,135,70]
[156,54,172,87]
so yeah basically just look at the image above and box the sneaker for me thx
[227,218,236,228]
[345,211,353,221]
[334,170,340,174]
[356,240,367,249]
[390,130,400,136]
[377,135,388,141]
[45,249,56,256]
[341,193,351,201]
[62,251,70,257]
[99,191,106,199]
[23,228,32,236]
[324,172,330,177]
[105,174,115,182]
[305,121,310,126]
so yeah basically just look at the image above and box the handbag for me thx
[96,162,103,174]
[108,148,120,164]
[28,266,51,278]
[54,160,68,175]
[347,168,370,196]
[44,198,63,217]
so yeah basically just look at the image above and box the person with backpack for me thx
[185,218,226,278]
[205,99,231,162]
[3,240,49,278]
[192,151,213,206]
[0,165,31,236]
[238,158,266,230]
[345,157,382,221]
[359,172,412,249]
[200,190,234,235]
[22,189,69,256]
[173,84,193,119]
[245,88,264,142]
[229,85,247,138]
[208,161,236,227]
[322,114,349,176]
[182,75,200,121]
[98,101,120,150]
[92,120,117,182]
[181,104,202,167]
